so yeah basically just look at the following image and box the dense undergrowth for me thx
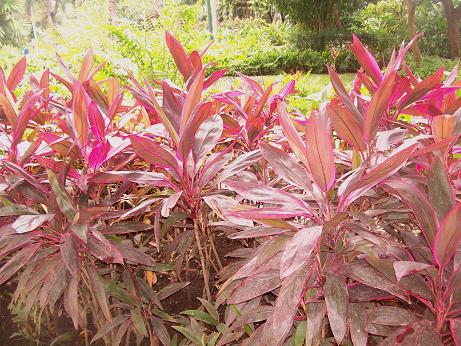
[0,32,460,346]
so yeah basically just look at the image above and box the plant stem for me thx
[193,218,211,301]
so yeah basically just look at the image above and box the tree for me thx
[403,0,422,64]
[269,0,368,33]
[435,0,461,57]
[0,0,29,46]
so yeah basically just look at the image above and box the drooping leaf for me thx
[451,319,461,346]
[383,178,438,246]
[88,269,112,322]
[324,273,349,344]
[60,233,79,276]
[0,244,40,285]
[90,315,129,344]
[392,261,431,282]
[305,302,325,346]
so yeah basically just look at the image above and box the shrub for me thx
[0,31,460,346]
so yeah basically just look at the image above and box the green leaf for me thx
[172,326,202,345]
[181,310,217,325]
[197,298,219,322]
[47,170,77,221]
[131,308,149,338]
[294,321,306,346]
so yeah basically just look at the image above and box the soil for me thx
[0,283,30,345]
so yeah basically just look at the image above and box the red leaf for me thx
[260,141,312,191]
[328,66,363,124]
[277,102,309,170]
[265,265,309,345]
[280,226,322,278]
[326,100,365,151]
[130,135,179,172]
[364,72,397,143]
[180,67,206,132]
[7,57,26,92]
[339,144,418,211]
[60,233,80,276]
[324,273,349,344]
[351,34,383,85]
[399,67,445,109]
[434,204,461,267]
[88,102,105,142]
[0,244,40,285]
[88,269,112,321]
[78,48,94,82]
[165,31,191,80]
[72,83,89,148]
[305,110,335,193]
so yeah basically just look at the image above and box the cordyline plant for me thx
[208,35,461,346]
[1,31,461,346]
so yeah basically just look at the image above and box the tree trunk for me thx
[109,0,118,24]
[440,0,461,58]
[403,0,422,65]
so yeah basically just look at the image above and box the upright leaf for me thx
[363,72,396,143]
[434,204,461,267]
[305,110,335,193]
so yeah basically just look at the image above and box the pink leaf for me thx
[88,101,105,143]
[72,83,90,148]
[324,273,349,345]
[277,102,309,170]
[161,191,182,217]
[305,110,335,193]
[280,226,322,278]
[165,32,191,80]
[393,261,431,282]
[130,135,179,172]
[259,141,312,191]
[88,141,110,171]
